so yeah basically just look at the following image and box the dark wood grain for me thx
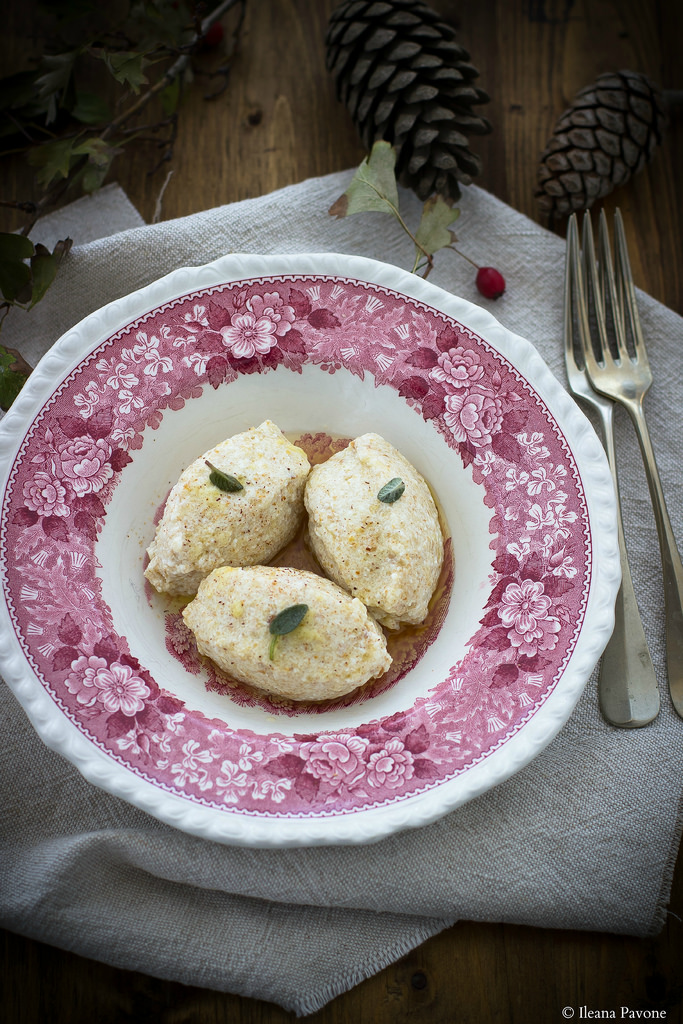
[2,0,682,1021]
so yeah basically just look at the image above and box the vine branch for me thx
[103,0,244,138]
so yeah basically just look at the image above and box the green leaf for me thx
[123,0,190,48]
[80,161,110,193]
[377,477,405,504]
[0,344,32,411]
[29,238,72,308]
[0,233,35,261]
[0,234,34,302]
[51,238,72,260]
[328,140,399,219]
[269,604,309,636]
[71,91,112,125]
[73,137,119,168]
[161,75,181,116]
[71,137,121,193]
[205,460,243,492]
[35,52,78,100]
[0,234,70,307]
[29,245,58,307]
[101,51,149,93]
[268,603,309,660]
[28,138,79,189]
[35,52,78,123]
[414,195,460,260]
[0,259,31,303]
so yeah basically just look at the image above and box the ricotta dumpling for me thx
[145,421,310,595]
[304,433,444,629]
[183,565,391,701]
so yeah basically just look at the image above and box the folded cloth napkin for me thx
[1,172,682,1017]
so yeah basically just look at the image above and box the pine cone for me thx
[535,70,666,217]
[325,0,491,202]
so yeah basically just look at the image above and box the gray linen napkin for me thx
[1,172,682,1017]
[6,181,146,254]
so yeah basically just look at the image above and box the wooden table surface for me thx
[2,0,682,1021]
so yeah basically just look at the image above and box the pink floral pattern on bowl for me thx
[1,273,590,821]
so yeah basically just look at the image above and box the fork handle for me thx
[625,397,683,719]
[595,404,660,726]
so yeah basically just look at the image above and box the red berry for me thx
[476,266,506,300]
[201,21,224,49]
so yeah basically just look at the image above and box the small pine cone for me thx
[326,0,491,202]
[535,70,666,217]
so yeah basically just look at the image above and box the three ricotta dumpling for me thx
[145,421,444,700]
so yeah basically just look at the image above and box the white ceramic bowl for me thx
[0,253,619,846]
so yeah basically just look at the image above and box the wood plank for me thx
[111,0,365,220]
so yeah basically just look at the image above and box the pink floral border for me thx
[1,275,591,818]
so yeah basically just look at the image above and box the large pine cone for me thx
[535,70,666,217]
[326,0,491,202]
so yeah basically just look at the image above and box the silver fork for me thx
[571,208,683,721]
[564,213,659,727]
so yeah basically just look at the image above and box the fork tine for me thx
[614,208,649,365]
[566,215,592,374]
[577,213,608,377]
[564,215,579,373]
[597,210,630,364]
[581,212,613,367]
